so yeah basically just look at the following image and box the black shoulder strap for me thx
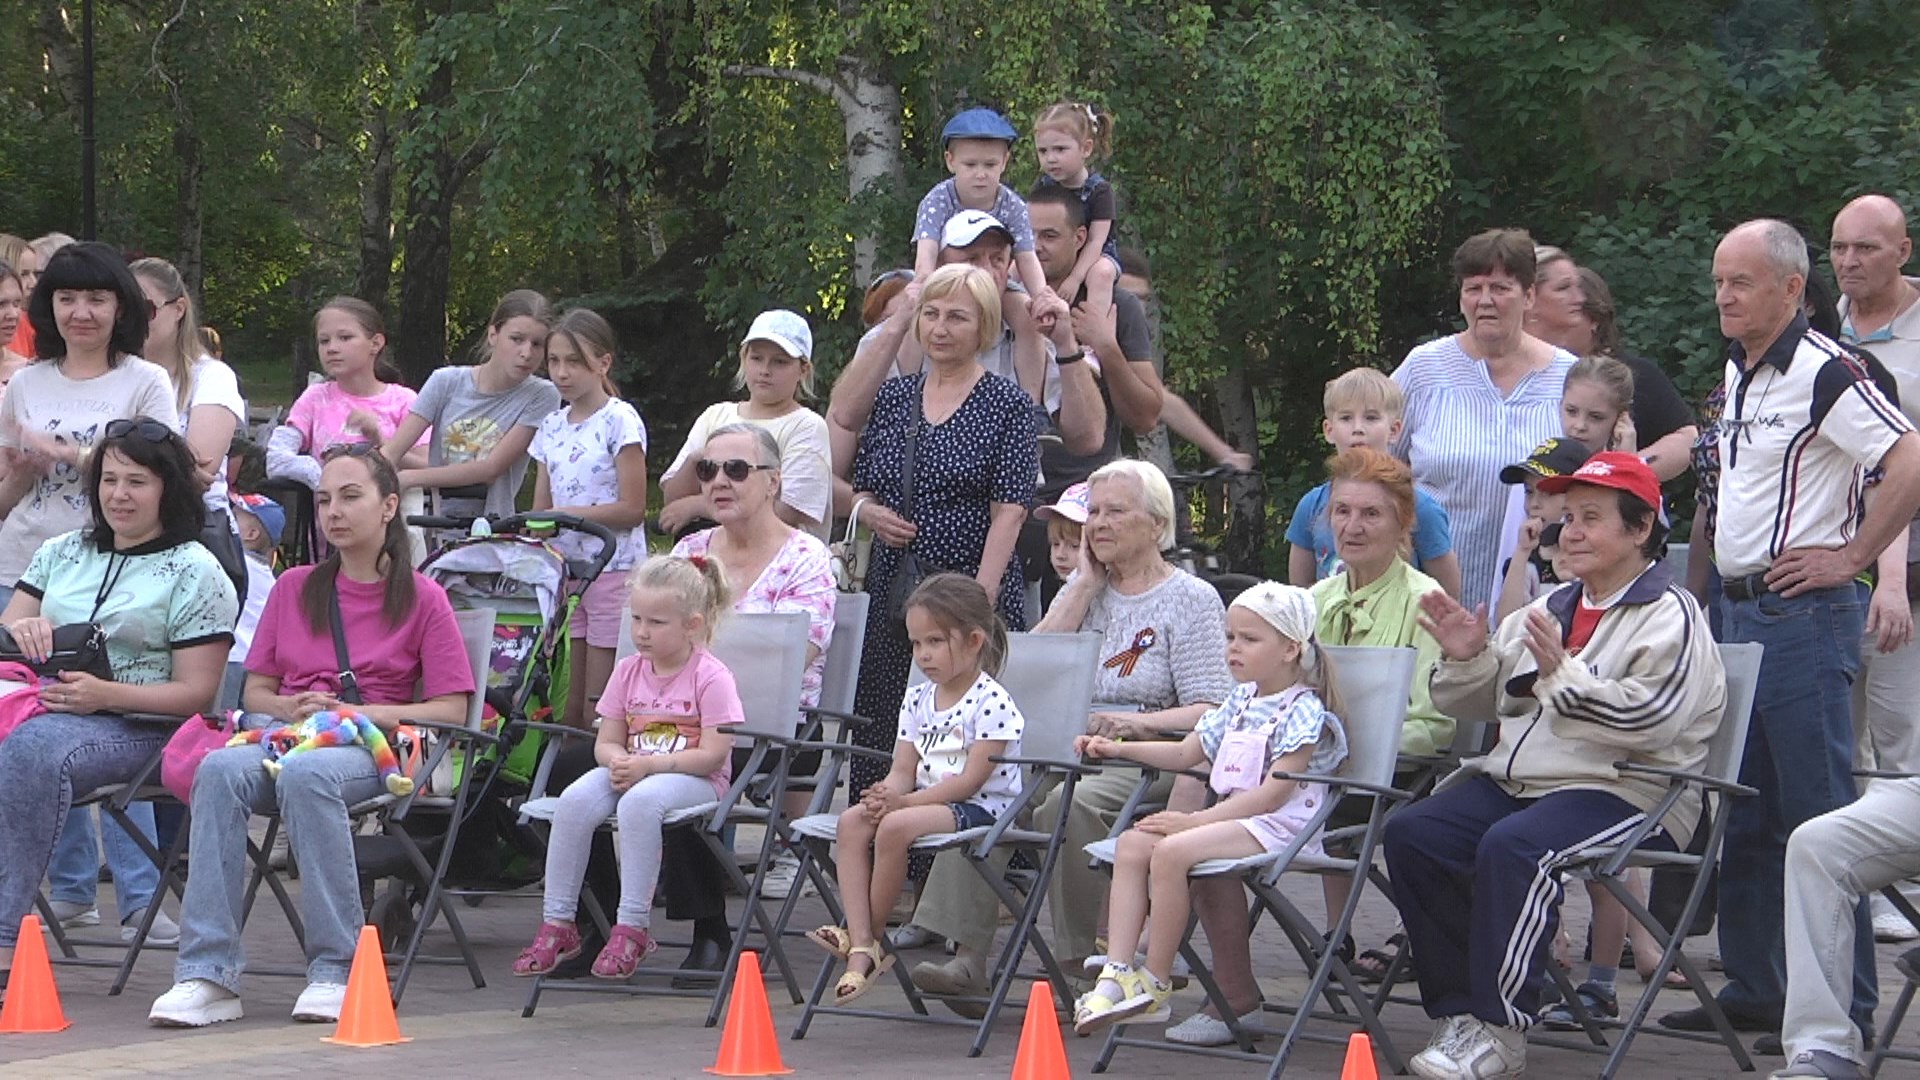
[327,592,364,705]
[899,377,924,522]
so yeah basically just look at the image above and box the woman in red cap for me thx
[1380,451,1728,1079]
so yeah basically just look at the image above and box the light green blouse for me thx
[1309,558,1454,757]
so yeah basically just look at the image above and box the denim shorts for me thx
[948,801,996,832]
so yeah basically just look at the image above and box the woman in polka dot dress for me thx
[849,264,1037,799]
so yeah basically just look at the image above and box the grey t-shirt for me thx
[0,357,181,585]
[409,366,561,519]
[1079,569,1234,712]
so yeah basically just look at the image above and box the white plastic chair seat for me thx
[791,814,1021,849]
[519,795,725,829]
[1082,836,1356,880]
[1562,843,1700,871]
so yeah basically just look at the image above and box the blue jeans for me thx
[0,712,172,946]
[174,741,382,992]
[45,805,161,921]
[1717,583,1877,1022]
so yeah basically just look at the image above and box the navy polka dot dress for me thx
[850,371,1038,798]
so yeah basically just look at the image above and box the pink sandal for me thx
[591,924,658,980]
[513,922,582,976]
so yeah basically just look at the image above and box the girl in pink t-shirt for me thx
[514,556,745,981]
[267,298,425,489]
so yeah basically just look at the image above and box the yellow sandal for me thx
[833,943,895,1006]
[805,925,855,960]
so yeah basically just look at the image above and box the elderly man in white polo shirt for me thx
[1659,220,1920,1052]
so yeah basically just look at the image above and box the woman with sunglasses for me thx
[153,442,474,1028]
[0,419,237,986]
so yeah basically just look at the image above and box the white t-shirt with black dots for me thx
[896,671,1025,815]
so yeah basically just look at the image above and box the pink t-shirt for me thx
[286,381,424,453]
[245,566,476,705]
[596,647,745,799]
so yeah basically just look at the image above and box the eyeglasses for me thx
[104,417,175,443]
[321,441,381,461]
[867,268,915,292]
[694,458,775,483]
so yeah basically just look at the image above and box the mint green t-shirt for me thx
[17,530,238,686]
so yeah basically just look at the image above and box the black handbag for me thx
[883,379,935,630]
[0,622,112,681]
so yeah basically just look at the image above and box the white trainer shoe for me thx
[291,981,347,1023]
[1874,910,1920,943]
[46,900,99,928]
[1409,1016,1526,1079]
[758,852,815,900]
[122,907,181,946]
[149,979,243,1027]
[1165,1008,1267,1046]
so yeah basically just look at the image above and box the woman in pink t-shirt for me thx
[151,446,475,1030]
[266,298,426,489]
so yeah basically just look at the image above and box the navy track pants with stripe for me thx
[1382,773,1669,1029]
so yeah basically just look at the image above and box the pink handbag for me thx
[161,711,237,803]
[0,661,45,744]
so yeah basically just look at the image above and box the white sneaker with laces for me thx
[46,900,99,928]
[1873,909,1919,943]
[889,923,943,950]
[758,852,815,900]
[1165,1009,1266,1047]
[1410,1016,1526,1079]
[1409,1015,1477,1077]
[291,981,347,1023]
[122,907,181,946]
[149,979,243,1027]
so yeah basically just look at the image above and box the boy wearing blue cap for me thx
[912,107,1054,305]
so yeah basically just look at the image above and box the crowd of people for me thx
[1,101,1918,1080]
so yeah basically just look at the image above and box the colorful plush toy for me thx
[227,709,413,796]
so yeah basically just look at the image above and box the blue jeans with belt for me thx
[1716,582,1876,1025]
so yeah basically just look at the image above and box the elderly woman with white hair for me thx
[847,262,1038,800]
[909,457,1234,1005]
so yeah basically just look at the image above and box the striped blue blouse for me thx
[1391,335,1578,615]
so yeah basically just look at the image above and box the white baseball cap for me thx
[742,309,813,361]
[942,209,1015,251]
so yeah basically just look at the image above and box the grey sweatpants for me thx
[542,768,715,928]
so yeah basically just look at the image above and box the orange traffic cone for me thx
[1340,1031,1379,1080]
[0,914,69,1033]
[1010,980,1070,1080]
[706,950,791,1076]
[322,924,409,1047]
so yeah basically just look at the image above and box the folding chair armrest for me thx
[1394,751,1458,769]
[989,753,1102,777]
[1612,760,1757,798]
[512,721,598,741]
[1855,768,1919,781]
[799,706,881,730]
[1269,769,1414,802]
[779,738,895,763]
[402,717,504,748]
[114,711,195,727]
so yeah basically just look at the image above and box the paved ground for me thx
[3,833,1918,1079]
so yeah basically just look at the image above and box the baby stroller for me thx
[358,511,617,964]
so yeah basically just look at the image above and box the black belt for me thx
[1721,572,1771,602]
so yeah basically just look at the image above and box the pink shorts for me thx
[572,568,632,649]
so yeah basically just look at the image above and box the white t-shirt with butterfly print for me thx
[528,397,648,569]
[895,671,1025,816]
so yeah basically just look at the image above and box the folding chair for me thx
[216,607,498,1003]
[1872,942,1920,1076]
[1526,640,1764,1078]
[1086,644,1419,1077]
[785,631,1104,1057]
[518,610,812,1025]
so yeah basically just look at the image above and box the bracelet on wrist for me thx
[1056,349,1085,365]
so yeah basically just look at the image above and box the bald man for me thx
[1831,195,1920,949]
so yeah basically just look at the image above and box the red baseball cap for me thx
[1537,450,1662,511]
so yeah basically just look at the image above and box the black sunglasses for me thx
[104,417,175,443]
[694,458,775,483]
[321,441,381,461]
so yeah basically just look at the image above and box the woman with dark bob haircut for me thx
[0,419,238,981]
[0,243,178,942]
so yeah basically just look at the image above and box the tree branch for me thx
[723,63,848,110]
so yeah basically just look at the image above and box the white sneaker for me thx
[149,979,243,1027]
[1409,1016,1477,1077]
[1410,1016,1526,1079]
[46,900,99,928]
[758,852,815,900]
[889,923,944,950]
[1166,1009,1266,1046]
[291,981,347,1023]
[121,907,181,946]
[1874,910,1920,943]
[267,828,291,871]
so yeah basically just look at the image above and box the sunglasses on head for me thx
[867,268,915,291]
[694,458,775,483]
[321,441,381,461]
[104,417,175,443]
